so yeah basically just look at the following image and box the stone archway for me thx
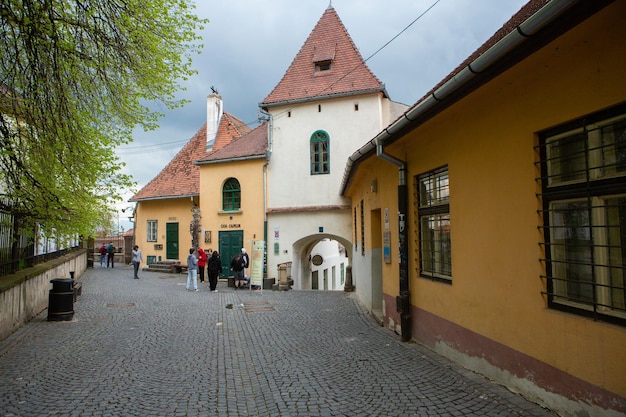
[292,234,352,290]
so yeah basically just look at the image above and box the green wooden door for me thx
[166,223,179,260]
[218,231,243,278]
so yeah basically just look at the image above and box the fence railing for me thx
[0,202,81,277]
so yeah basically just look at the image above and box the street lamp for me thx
[119,206,135,263]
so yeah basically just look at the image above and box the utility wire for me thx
[120,0,441,153]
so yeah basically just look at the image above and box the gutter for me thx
[260,86,388,110]
[341,0,580,195]
[194,154,266,166]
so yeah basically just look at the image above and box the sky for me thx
[114,0,529,232]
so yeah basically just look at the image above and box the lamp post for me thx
[119,206,135,264]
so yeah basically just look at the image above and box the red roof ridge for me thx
[261,6,385,107]
[130,111,249,201]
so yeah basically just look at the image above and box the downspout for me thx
[376,142,411,342]
[260,109,273,276]
[342,0,583,343]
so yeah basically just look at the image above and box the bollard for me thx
[344,265,354,292]
[48,278,74,321]
[278,264,289,291]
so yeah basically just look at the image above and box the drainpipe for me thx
[259,109,273,277]
[376,142,411,342]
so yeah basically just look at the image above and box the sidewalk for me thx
[0,264,556,416]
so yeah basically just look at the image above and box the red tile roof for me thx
[261,6,386,107]
[130,112,250,201]
[196,122,268,164]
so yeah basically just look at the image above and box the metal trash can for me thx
[48,278,74,321]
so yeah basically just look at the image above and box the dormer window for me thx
[315,60,332,72]
[312,44,335,73]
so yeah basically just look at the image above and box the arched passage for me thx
[292,234,352,290]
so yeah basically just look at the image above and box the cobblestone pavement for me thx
[0,264,557,417]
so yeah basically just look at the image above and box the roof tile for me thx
[130,112,250,201]
[261,6,385,107]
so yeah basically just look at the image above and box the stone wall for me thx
[0,250,87,341]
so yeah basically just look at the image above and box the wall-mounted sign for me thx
[383,231,391,263]
[311,254,323,266]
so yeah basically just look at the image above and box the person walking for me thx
[186,248,199,292]
[106,242,115,268]
[131,245,143,279]
[99,243,107,267]
[240,248,250,286]
[197,248,207,284]
[207,251,222,292]
[231,253,245,289]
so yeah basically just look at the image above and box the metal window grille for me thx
[416,166,452,282]
[536,106,626,326]
[354,207,358,250]
[360,200,365,256]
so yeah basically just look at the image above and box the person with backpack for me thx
[106,242,115,268]
[230,253,245,290]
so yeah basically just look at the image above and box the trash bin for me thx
[48,278,74,321]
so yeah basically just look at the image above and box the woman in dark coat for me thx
[207,251,222,292]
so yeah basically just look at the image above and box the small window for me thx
[310,130,330,174]
[315,60,332,72]
[222,178,241,211]
[147,220,158,242]
[417,166,451,282]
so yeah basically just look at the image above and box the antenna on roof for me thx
[210,86,219,94]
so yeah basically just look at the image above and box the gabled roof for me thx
[261,6,386,108]
[196,122,268,165]
[130,112,250,202]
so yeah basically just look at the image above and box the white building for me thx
[260,5,407,290]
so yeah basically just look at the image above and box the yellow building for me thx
[130,94,251,268]
[341,1,625,416]
[195,123,268,277]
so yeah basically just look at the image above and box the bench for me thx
[171,263,188,274]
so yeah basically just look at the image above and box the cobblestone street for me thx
[0,265,556,416]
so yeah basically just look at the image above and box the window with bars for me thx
[310,130,330,174]
[147,220,158,242]
[222,178,241,211]
[417,166,452,282]
[354,207,358,250]
[360,200,365,256]
[537,105,626,326]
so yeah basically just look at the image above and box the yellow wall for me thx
[345,1,626,409]
[133,198,196,263]
[198,158,266,254]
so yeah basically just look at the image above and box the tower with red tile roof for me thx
[261,4,407,289]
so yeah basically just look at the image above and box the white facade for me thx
[265,93,406,288]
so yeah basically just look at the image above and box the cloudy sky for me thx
[115,0,528,230]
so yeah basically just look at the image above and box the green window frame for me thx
[310,130,330,175]
[222,178,241,211]
[538,105,626,326]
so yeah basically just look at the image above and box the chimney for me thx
[206,91,223,152]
